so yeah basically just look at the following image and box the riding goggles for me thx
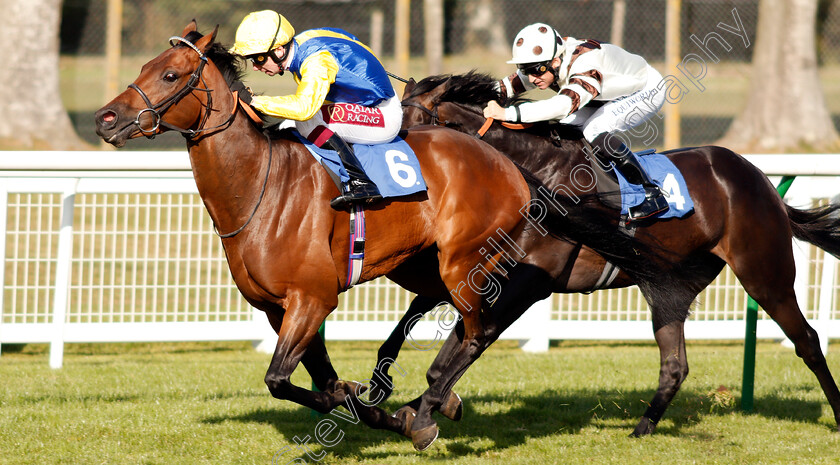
[517,61,551,77]
[248,53,271,67]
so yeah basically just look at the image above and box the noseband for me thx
[124,36,236,139]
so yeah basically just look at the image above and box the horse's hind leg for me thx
[746,288,840,429]
[726,233,840,431]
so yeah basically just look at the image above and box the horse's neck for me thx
[486,130,584,182]
[440,101,585,179]
[187,116,292,234]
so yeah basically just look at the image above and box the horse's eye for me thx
[163,72,178,82]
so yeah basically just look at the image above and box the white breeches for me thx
[296,95,403,144]
[560,66,666,143]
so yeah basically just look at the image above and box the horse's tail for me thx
[787,203,840,258]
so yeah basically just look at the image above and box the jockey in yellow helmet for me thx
[231,10,402,210]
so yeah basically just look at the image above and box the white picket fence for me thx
[1,151,839,368]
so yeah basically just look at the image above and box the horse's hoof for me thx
[630,417,656,437]
[339,380,369,398]
[392,406,416,438]
[438,390,463,421]
[411,424,439,451]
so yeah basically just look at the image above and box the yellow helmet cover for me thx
[230,10,295,56]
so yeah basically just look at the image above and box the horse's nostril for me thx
[101,111,116,124]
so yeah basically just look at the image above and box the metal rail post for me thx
[50,183,79,369]
[0,187,6,357]
[311,321,326,418]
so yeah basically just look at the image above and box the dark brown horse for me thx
[93,24,665,450]
[376,71,840,438]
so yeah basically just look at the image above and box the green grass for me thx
[1,340,839,464]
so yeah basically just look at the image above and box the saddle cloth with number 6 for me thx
[615,151,694,219]
[295,131,427,199]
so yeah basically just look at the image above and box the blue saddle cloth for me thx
[295,132,427,198]
[614,152,694,219]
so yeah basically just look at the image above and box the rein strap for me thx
[476,118,533,138]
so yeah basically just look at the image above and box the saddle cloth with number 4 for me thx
[616,151,694,219]
[295,131,427,198]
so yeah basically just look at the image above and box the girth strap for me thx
[345,205,366,289]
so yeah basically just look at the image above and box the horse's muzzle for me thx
[94,106,130,147]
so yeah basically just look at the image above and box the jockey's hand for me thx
[483,100,507,120]
[231,81,254,105]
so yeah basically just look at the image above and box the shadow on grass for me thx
[201,387,826,460]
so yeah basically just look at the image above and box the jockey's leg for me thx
[590,131,669,221]
[581,65,669,222]
[297,97,402,210]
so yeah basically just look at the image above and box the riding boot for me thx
[325,135,382,210]
[591,133,669,222]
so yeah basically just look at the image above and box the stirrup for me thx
[330,180,382,210]
[627,194,669,222]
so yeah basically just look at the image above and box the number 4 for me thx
[662,173,686,210]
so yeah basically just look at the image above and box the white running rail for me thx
[1,152,839,367]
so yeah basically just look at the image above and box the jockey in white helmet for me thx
[485,23,669,222]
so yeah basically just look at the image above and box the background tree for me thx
[0,0,87,150]
[720,0,838,152]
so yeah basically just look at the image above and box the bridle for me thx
[122,34,271,239]
[400,100,452,128]
[124,36,238,139]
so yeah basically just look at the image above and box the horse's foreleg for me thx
[264,299,412,436]
[398,319,465,419]
[410,309,487,450]
[300,331,339,393]
[632,320,689,436]
[264,305,346,413]
[409,264,555,450]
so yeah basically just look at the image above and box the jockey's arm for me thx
[503,69,603,123]
[495,70,535,99]
[250,51,339,121]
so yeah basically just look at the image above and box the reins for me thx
[402,99,532,138]
[215,130,272,238]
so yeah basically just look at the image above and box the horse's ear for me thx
[426,77,449,103]
[194,25,219,52]
[181,20,198,38]
[402,78,417,98]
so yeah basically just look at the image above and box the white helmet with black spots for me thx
[508,23,563,72]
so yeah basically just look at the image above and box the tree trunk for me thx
[463,0,507,55]
[720,0,838,152]
[0,0,87,150]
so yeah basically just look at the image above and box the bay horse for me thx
[93,24,665,450]
[377,71,840,437]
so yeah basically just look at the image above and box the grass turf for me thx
[0,339,838,464]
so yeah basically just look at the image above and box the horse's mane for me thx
[408,71,505,111]
[180,30,246,86]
